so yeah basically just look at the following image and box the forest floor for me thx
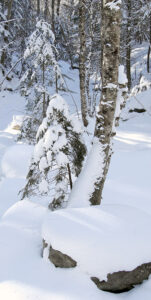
[0,64,151,299]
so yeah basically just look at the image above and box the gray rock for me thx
[49,247,77,268]
[91,262,151,293]
[42,240,77,268]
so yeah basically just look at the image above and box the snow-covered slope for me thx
[0,70,151,299]
[0,90,33,217]
[103,89,151,215]
[42,204,151,279]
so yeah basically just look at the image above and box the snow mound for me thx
[2,200,47,230]
[1,144,33,178]
[42,204,151,279]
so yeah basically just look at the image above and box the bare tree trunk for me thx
[1,0,13,69]
[147,12,151,73]
[89,0,121,205]
[126,0,131,91]
[101,0,104,70]
[57,0,61,16]
[52,0,55,33]
[67,163,72,190]
[42,61,46,118]
[7,0,13,24]
[79,0,88,127]
[37,0,40,16]
[44,0,48,21]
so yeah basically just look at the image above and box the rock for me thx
[12,124,21,131]
[42,240,77,268]
[129,108,146,113]
[49,247,77,268]
[91,262,151,293]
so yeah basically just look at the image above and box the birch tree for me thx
[89,0,122,205]
[68,0,122,208]
[79,0,88,127]
[125,0,131,90]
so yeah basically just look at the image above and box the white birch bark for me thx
[68,0,122,208]
[79,0,88,127]
[89,0,122,205]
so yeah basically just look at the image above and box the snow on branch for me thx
[105,0,121,11]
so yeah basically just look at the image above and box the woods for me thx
[0,0,151,298]
[0,0,150,206]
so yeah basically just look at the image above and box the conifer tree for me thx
[21,94,86,210]
[19,19,62,143]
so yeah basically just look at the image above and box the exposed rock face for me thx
[42,240,77,268]
[91,262,151,293]
[49,247,77,268]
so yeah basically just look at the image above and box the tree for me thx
[19,19,62,143]
[90,0,122,205]
[69,0,122,207]
[0,2,10,73]
[37,0,40,16]
[125,0,131,90]
[21,94,86,210]
[0,0,35,80]
[79,0,88,127]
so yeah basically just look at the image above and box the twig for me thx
[0,57,23,88]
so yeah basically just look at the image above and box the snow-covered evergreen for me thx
[19,19,63,143]
[21,94,86,209]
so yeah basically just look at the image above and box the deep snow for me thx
[0,62,151,299]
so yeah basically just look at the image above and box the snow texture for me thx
[106,0,121,11]
[42,204,151,279]
[0,58,151,299]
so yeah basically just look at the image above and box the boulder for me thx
[91,262,151,293]
[43,240,77,268]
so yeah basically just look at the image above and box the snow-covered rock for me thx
[42,204,151,280]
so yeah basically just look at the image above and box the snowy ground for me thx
[0,70,151,299]
[103,89,151,215]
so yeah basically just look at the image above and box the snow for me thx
[42,204,151,279]
[105,83,117,89]
[46,94,69,118]
[68,138,104,208]
[0,59,151,299]
[118,65,128,85]
[106,0,121,11]
[1,144,33,178]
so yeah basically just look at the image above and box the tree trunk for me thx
[42,61,46,118]
[79,0,88,127]
[37,0,40,16]
[147,12,151,73]
[101,0,104,70]
[44,0,48,21]
[52,0,55,33]
[67,163,72,190]
[7,0,13,24]
[89,0,121,205]
[1,0,13,68]
[126,0,131,91]
[57,0,61,16]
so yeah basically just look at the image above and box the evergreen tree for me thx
[19,19,62,143]
[21,94,86,210]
